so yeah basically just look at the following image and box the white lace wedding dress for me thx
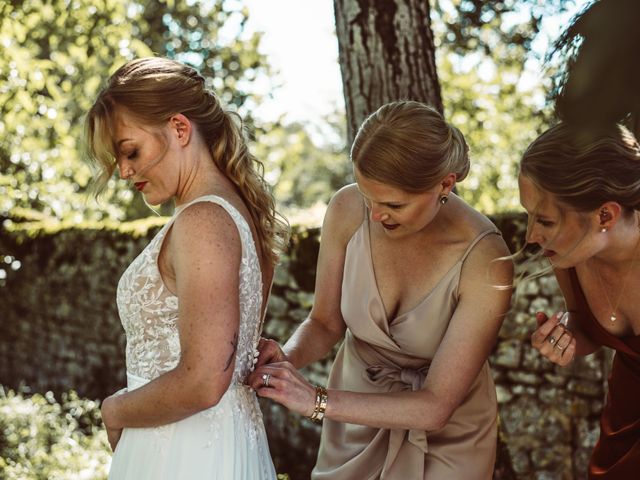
[108,195,277,479]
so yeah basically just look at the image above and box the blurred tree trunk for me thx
[334,0,443,145]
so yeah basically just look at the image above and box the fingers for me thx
[247,362,293,390]
[255,338,286,368]
[106,427,122,451]
[543,329,575,365]
[556,337,576,367]
[246,363,316,416]
[531,311,576,366]
[531,311,563,348]
[535,311,548,328]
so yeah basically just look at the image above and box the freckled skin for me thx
[100,111,275,450]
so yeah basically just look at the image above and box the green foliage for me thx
[0,388,110,480]
[257,0,585,217]
[253,112,350,218]
[435,0,571,56]
[0,0,271,224]
[436,51,553,213]
[0,386,294,479]
[0,0,591,224]
[432,0,578,213]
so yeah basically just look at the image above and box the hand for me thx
[101,393,123,451]
[105,424,123,451]
[255,337,288,368]
[247,361,316,417]
[531,311,576,366]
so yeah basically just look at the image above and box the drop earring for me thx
[439,195,448,205]
[599,208,610,233]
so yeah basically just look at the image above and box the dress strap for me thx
[460,228,501,264]
[174,194,238,219]
[362,198,369,226]
[173,195,249,236]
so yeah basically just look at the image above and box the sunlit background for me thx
[1,0,590,231]
[0,1,595,478]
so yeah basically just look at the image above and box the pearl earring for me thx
[439,195,448,205]
[600,227,608,233]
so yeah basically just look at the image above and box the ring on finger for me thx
[262,373,271,387]
[548,335,557,345]
[555,342,566,351]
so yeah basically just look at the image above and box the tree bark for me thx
[334,0,443,145]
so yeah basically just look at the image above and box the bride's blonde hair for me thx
[85,57,289,265]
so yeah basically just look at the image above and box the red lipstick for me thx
[134,182,147,191]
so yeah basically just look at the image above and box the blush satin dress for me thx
[312,214,501,480]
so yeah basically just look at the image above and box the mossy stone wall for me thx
[0,214,607,479]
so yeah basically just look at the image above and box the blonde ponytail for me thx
[85,56,289,265]
[212,110,289,264]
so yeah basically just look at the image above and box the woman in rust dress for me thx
[521,122,640,478]
[249,101,513,479]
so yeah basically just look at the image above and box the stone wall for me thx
[0,214,607,479]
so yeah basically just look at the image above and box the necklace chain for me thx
[594,224,640,322]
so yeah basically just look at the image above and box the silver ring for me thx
[555,343,565,351]
[548,336,556,345]
[262,373,271,387]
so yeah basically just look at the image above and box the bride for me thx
[84,57,288,479]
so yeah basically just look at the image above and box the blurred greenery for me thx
[433,0,578,213]
[0,0,586,228]
[0,386,293,479]
[0,387,110,480]
[0,0,271,223]
[254,113,350,215]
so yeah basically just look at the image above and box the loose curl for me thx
[350,100,470,191]
[84,57,289,265]
[521,122,640,214]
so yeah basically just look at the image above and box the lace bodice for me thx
[116,195,264,385]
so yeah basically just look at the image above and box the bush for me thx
[0,387,110,480]
[0,386,292,479]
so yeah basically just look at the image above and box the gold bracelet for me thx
[308,385,328,423]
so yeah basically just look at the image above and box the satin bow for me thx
[364,362,431,476]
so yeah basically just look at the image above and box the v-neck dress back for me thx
[312,217,501,479]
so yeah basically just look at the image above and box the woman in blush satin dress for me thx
[249,101,514,479]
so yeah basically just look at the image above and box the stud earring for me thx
[601,227,608,233]
[439,195,448,205]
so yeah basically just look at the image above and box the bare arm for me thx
[252,234,514,431]
[101,202,242,430]
[273,186,364,369]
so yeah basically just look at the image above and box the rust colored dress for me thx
[568,268,640,479]
[311,217,500,480]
